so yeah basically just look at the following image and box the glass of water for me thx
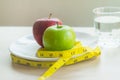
[93,7,120,48]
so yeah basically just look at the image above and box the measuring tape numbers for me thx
[10,41,101,80]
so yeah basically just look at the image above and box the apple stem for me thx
[56,22,62,28]
[48,13,52,19]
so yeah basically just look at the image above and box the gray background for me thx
[0,0,120,26]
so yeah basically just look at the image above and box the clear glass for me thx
[93,7,120,48]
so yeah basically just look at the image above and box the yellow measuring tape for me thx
[10,41,101,80]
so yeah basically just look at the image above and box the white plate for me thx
[75,31,97,47]
[9,31,97,61]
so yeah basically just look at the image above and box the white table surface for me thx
[0,26,120,80]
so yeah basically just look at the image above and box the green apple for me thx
[43,25,76,51]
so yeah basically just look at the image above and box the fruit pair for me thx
[33,14,76,51]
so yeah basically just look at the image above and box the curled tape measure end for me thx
[10,41,101,80]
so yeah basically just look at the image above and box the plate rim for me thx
[9,31,97,61]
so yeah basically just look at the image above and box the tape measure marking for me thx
[37,46,101,80]
[10,42,101,80]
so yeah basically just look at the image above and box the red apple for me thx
[33,14,62,47]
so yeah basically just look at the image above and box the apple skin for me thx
[43,25,76,51]
[33,18,62,47]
